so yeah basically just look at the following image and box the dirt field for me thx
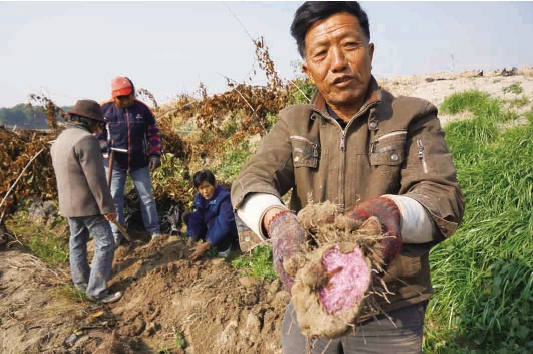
[1,67,532,354]
[1,235,289,354]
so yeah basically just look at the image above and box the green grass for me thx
[509,96,530,108]
[502,82,523,95]
[6,217,69,265]
[174,330,186,348]
[217,140,254,180]
[231,245,278,281]
[54,284,87,303]
[424,91,533,353]
[28,236,69,264]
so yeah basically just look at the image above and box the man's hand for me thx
[266,208,307,292]
[149,155,161,171]
[104,212,117,223]
[98,140,108,153]
[344,196,402,269]
[189,241,211,260]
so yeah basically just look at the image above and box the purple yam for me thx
[319,245,370,314]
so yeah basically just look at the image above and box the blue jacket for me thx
[187,185,238,247]
[99,99,162,171]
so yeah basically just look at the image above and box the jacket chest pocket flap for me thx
[369,130,407,166]
[290,136,319,168]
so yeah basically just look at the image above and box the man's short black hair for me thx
[290,1,371,58]
[192,169,216,189]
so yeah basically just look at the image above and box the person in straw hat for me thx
[51,99,123,304]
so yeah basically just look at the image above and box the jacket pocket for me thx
[290,135,319,168]
[369,130,407,166]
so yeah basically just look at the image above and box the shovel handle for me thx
[111,220,133,243]
[107,150,114,186]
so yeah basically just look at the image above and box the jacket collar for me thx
[65,121,91,133]
[310,75,382,119]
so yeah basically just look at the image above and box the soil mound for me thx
[0,236,289,353]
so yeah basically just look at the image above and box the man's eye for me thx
[313,50,327,59]
[345,42,360,49]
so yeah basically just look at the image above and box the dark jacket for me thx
[99,99,162,171]
[231,76,465,318]
[51,124,115,217]
[187,185,238,248]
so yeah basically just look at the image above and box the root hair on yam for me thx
[290,201,396,339]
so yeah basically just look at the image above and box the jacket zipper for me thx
[290,136,319,157]
[340,132,346,152]
[370,130,408,153]
[340,102,379,208]
[417,138,428,173]
[312,101,379,210]
[126,108,131,170]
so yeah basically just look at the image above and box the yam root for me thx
[289,201,390,339]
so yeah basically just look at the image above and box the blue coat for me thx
[187,185,238,247]
[99,99,162,171]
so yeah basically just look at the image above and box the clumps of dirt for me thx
[107,236,290,353]
[84,330,138,354]
[1,231,291,354]
[289,201,388,339]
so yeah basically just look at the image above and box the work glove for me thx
[344,196,402,270]
[267,209,307,292]
[149,155,161,171]
[98,140,108,153]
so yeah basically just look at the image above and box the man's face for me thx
[114,94,135,108]
[302,12,374,112]
[88,121,100,133]
[197,181,216,200]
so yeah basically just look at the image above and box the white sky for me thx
[1,1,532,107]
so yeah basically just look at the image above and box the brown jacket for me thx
[51,124,115,218]
[231,77,465,317]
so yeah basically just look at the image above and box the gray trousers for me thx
[281,301,427,354]
[68,215,115,299]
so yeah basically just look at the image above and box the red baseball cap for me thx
[111,76,133,98]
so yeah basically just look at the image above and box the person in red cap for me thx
[98,76,163,246]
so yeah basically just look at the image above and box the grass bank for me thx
[424,91,533,353]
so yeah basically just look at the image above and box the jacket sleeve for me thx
[96,102,111,142]
[205,193,236,247]
[400,102,465,241]
[75,135,115,214]
[187,194,207,238]
[231,114,295,209]
[144,105,162,157]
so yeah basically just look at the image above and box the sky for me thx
[1,1,532,108]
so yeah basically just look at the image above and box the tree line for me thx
[0,104,71,130]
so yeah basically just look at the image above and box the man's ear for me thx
[302,61,315,85]
[368,42,375,63]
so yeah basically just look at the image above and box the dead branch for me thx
[287,79,311,103]
[0,147,45,211]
